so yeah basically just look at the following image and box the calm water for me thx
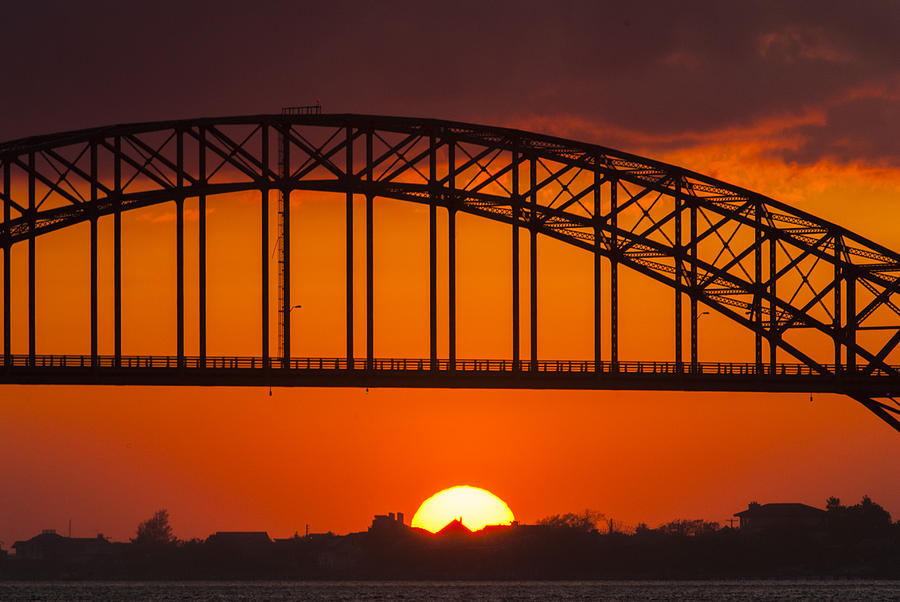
[0,581,898,601]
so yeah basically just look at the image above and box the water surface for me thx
[1,580,898,601]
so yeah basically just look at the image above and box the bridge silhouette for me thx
[2,110,900,432]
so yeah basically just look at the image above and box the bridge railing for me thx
[2,355,899,378]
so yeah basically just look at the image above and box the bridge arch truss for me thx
[2,113,900,431]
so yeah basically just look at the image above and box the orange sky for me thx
[2,139,900,545]
[2,1,900,547]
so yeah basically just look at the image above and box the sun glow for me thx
[411,485,515,533]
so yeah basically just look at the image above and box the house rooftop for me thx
[206,531,271,544]
[436,519,473,536]
[734,502,825,518]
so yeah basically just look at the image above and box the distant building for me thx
[206,531,271,547]
[479,522,516,535]
[734,502,826,532]
[271,522,339,544]
[369,512,405,534]
[12,530,113,561]
[436,518,472,536]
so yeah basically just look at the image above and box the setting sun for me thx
[411,486,515,533]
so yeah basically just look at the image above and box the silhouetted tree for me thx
[853,495,892,534]
[537,510,604,531]
[826,495,892,541]
[606,517,631,534]
[657,519,720,537]
[132,509,176,545]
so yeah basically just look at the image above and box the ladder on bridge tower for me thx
[277,137,286,362]
[277,103,322,362]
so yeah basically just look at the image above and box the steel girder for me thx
[1,113,900,431]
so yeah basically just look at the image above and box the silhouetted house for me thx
[437,519,472,537]
[206,531,272,557]
[479,523,515,536]
[316,533,364,573]
[369,512,406,534]
[12,530,113,561]
[273,531,339,550]
[734,502,826,533]
[207,531,271,544]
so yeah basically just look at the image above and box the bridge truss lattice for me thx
[1,114,900,431]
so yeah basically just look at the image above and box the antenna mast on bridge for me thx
[277,103,322,362]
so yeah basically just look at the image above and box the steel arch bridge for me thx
[2,110,900,432]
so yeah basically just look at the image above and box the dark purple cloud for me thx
[1,0,898,165]
[779,93,900,165]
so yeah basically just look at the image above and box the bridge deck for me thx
[2,355,899,395]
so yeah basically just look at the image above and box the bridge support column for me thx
[429,132,437,369]
[176,130,185,368]
[261,184,269,368]
[346,126,354,369]
[114,136,122,367]
[674,176,682,373]
[754,200,763,373]
[448,138,456,369]
[198,127,207,367]
[366,130,374,370]
[281,187,291,368]
[769,233,777,372]
[512,145,520,369]
[90,214,98,365]
[280,123,291,369]
[28,153,35,364]
[3,161,10,368]
[259,126,269,368]
[846,272,856,373]
[834,236,841,372]
[90,141,98,367]
[610,176,618,370]
[690,198,698,374]
[449,207,457,369]
[366,191,374,369]
[530,155,537,368]
[176,196,185,366]
[593,164,602,372]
